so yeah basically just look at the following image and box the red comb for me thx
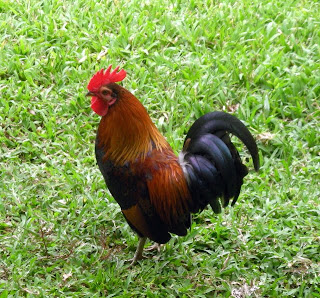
[87,65,127,91]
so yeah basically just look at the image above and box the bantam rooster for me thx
[86,65,260,264]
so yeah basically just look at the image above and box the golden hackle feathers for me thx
[97,84,169,165]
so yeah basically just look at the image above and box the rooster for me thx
[86,65,259,264]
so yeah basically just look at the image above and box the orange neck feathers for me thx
[97,85,169,165]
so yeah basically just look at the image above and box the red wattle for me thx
[91,96,109,116]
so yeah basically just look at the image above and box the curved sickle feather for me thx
[185,112,260,171]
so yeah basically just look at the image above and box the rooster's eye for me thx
[101,90,110,96]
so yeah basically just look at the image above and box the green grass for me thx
[1,0,320,296]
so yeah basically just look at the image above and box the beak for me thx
[86,91,95,97]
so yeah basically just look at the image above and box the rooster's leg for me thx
[131,237,147,265]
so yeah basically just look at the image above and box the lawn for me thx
[1,0,320,296]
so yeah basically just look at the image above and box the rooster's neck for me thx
[96,87,169,165]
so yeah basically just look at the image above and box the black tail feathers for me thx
[179,111,259,214]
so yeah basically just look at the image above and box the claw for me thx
[145,243,161,253]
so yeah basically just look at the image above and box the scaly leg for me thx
[131,237,147,265]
